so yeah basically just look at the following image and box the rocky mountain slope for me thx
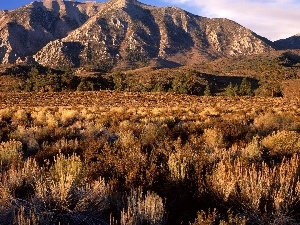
[274,34,300,50]
[0,0,102,64]
[1,0,274,68]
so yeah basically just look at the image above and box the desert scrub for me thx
[168,151,188,181]
[0,108,13,121]
[241,136,262,161]
[119,189,166,225]
[31,107,58,128]
[11,108,29,126]
[58,108,81,126]
[0,93,299,224]
[46,153,83,203]
[262,130,300,156]
[192,209,247,225]
[203,128,224,150]
[9,126,43,156]
[0,140,23,171]
[208,155,300,222]
[254,112,295,135]
[140,123,166,151]
[119,130,139,150]
[167,139,196,181]
[1,158,40,199]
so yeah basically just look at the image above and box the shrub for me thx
[208,155,300,219]
[47,153,83,203]
[11,109,28,126]
[203,128,224,150]
[192,209,247,225]
[59,108,80,126]
[0,140,23,171]
[31,108,58,128]
[168,151,188,181]
[120,189,166,225]
[241,136,262,161]
[254,112,294,135]
[261,130,300,156]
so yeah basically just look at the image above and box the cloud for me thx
[163,0,300,41]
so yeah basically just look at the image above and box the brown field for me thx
[0,91,300,225]
[0,91,298,108]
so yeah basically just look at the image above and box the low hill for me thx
[274,34,300,50]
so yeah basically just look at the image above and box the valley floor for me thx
[0,91,300,224]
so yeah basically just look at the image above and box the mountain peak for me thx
[108,0,138,7]
[43,0,64,9]
[1,0,274,66]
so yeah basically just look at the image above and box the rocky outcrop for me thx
[33,0,273,68]
[1,0,273,68]
[0,0,102,64]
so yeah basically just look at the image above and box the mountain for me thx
[274,34,300,50]
[1,0,274,68]
[0,0,102,64]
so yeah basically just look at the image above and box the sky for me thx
[0,0,299,41]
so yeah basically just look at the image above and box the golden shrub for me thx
[203,128,224,149]
[36,153,83,204]
[0,140,22,170]
[262,130,300,155]
[241,136,262,160]
[168,152,188,181]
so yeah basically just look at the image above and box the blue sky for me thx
[0,0,299,41]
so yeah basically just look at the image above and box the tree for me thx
[239,78,253,96]
[225,82,239,96]
[112,71,127,91]
[24,78,33,92]
[256,72,283,97]
[77,79,94,91]
[48,72,62,92]
[25,67,43,92]
[172,71,202,95]
[62,67,76,91]
[204,84,212,96]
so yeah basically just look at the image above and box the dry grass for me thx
[0,91,299,224]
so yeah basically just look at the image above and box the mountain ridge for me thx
[274,34,300,50]
[0,0,102,64]
[31,0,274,68]
[1,0,296,69]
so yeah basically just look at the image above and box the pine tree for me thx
[239,78,253,96]
[225,82,239,96]
[204,84,212,96]
[62,67,76,90]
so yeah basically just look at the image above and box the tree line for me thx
[11,66,283,97]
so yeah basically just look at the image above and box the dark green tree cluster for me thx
[22,67,113,92]
[256,72,283,97]
[171,71,203,95]
[109,70,206,95]
[112,71,127,91]
[110,71,172,92]
[24,68,77,92]
[224,78,254,97]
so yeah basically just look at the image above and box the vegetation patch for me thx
[0,92,299,224]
